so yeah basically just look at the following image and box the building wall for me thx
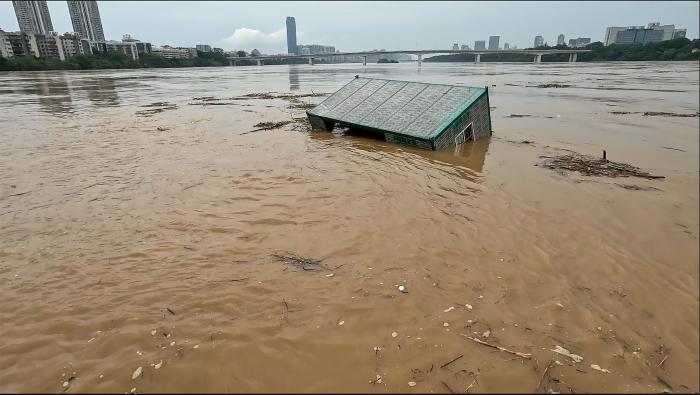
[615,29,663,44]
[104,41,138,60]
[0,32,16,57]
[433,93,491,150]
[606,23,686,45]
[152,47,195,59]
[67,0,105,42]
[474,40,486,50]
[12,0,53,34]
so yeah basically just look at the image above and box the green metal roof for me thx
[308,77,487,140]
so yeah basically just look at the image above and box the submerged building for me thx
[307,77,492,150]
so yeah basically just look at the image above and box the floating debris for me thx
[151,329,157,336]
[392,332,399,338]
[338,320,345,326]
[551,345,583,363]
[535,83,571,88]
[193,345,199,349]
[369,374,383,384]
[482,330,490,338]
[611,110,698,117]
[398,285,408,293]
[325,273,335,278]
[465,304,473,310]
[590,364,610,373]
[131,367,142,380]
[272,253,326,271]
[443,322,450,327]
[408,381,417,387]
[239,121,294,136]
[136,102,178,116]
[540,154,664,179]
[154,361,163,370]
[443,306,455,313]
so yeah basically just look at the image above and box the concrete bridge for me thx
[227,49,592,66]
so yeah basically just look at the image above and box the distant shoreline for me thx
[1,38,697,72]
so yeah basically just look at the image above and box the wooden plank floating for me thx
[307,77,492,150]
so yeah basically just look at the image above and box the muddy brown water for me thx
[0,62,698,393]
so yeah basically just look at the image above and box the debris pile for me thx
[540,154,664,179]
[271,253,327,271]
[136,102,178,116]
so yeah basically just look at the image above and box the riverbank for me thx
[1,38,698,72]
[426,38,699,63]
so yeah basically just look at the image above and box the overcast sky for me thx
[1,1,698,53]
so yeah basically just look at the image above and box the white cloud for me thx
[217,28,287,52]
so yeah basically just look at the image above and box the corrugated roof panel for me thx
[344,80,407,124]
[405,86,483,138]
[359,82,428,129]
[328,78,388,118]
[379,84,451,135]
[311,77,368,117]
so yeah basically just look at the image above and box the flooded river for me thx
[0,62,698,393]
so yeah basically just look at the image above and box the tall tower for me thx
[488,36,499,50]
[534,35,544,47]
[12,1,54,34]
[286,16,297,55]
[557,34,565,46]
[67,1,105,42]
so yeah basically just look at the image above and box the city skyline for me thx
[0,1,698,53]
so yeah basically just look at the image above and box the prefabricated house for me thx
[306,77,492,150]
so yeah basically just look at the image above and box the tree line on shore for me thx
[1,38,698,71]
[426,38,699,63]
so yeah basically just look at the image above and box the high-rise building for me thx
[474,40,486,50]
[534,35,544,47]
[557,34,565,46]
[452,43,459,50]
[460,44,469,50]
[503,42,509,50]
[673,29,687,39]
[12,1,54,34]
[67,1,105,42]
[297,44,335,55]
[196,44,212,52]
[605,22,686,45]
[568,37,592,47]
[488,35,499,50]
[286,17,297,55]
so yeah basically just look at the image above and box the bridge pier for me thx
[256,59,263,66]
[362,55,367,66]
[308,57,315,66]
[569,53,577,63]
[230,60,235,66]
[417,54,422,67]
[534,54,542,63]
[475,53,481,63]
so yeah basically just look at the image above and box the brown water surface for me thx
[0,62,698,393]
